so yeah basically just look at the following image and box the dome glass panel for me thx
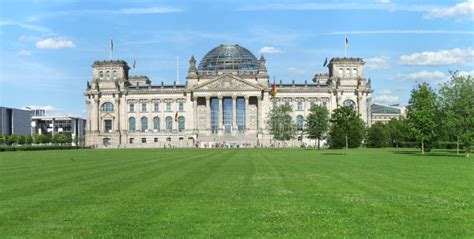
[198,44,259,73]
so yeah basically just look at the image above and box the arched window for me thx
[339,68,343,76]
[112,70,117,78]
[343,100,355,108]
[352,68,358,77]
[129,117,136,132]
[165,116,173,132]
[178,116,185,132]
[296,115,304,131]
[106,71,111,78]
[345,68,350,77]
[99,71,104,78]
[141,117,148,132]
[153,117,160,131]
[101,102,114,112]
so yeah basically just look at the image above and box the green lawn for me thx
[0,148,472,238]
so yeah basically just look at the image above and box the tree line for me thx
[266,72,473,157]
[0,133,85,146]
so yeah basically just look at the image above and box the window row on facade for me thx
[272,100,328,110]
[338,68,358,78]
[99,70,118,79]
[128,102,184,113]
[128,116,185,133]
[99,102,185,113]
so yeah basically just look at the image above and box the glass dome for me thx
[198,44,259,73]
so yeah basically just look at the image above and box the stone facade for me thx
[84,44,372,148]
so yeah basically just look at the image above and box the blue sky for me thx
[0,0,473,116]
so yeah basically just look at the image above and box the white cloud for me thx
[260,46,283,54]
[22,105,57,112]
[378,89,393,95]
[374,89,401,105]
[29,6,183,21]
[287,67,305,76]
[17,50,31,57]
[365,56,390,69]
[399,48,474,66]
[374,93,400,105]
[458,70,474,77]
[425,1,474,21]
[36,38,76,49]
[238,2,433,11]
[0,20,50,33]
[405,71,448,82]
[327,30,474,35]
[117,7,183,14]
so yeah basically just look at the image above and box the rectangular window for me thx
[129,104,135,112]
[154,138,158,143]
[236,98,245,133]
[223,98,232,134]
[141,103,147,112]
[141,138,147,143]
[166,102,172,112]
[272,101,277,108]
[310,102,316,109]
[153,103,159,112]
[210,98,219,134]
[179,102,184,111]
[129,138,134,144]
[285,101,290,107]
[297,101,303,111]
[322,101,328,108]
[104,120,112,132]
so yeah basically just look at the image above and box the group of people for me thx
[195,141,253,148]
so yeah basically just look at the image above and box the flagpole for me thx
[344,34,347,57]
[109,38,113,60]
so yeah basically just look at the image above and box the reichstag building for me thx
[85,44,372,148]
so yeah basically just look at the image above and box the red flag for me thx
[270,81,277,99]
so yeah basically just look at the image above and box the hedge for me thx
[0,145,91,152]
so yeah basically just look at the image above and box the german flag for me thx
[270,80,277,99]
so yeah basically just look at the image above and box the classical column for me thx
[218,96,223,132]
[93,98,99,132]
[52,118,56,136]
[85,99,91,133]
[232,96,237,132]
[206,96,211,131]
[193,97,198,131]
[257,96,261,131]
[114,97,120,132]
[244,96,249,132]
[303,98,308,117]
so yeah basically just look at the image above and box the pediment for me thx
[192,75,263,91]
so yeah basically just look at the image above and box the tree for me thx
[266,104,297,145]
[406,82,438,154]
[8,134,18,145]
[305,105,329,149]
[64,133,73,145]
[327,106,366,149]
[26,135,33,145]
[17,135,26,145]
[439,72,474,157]
[0,133,6,145]
[366,122,390,148]
[386,118,411,147]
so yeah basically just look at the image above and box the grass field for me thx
[0,148,472,238]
